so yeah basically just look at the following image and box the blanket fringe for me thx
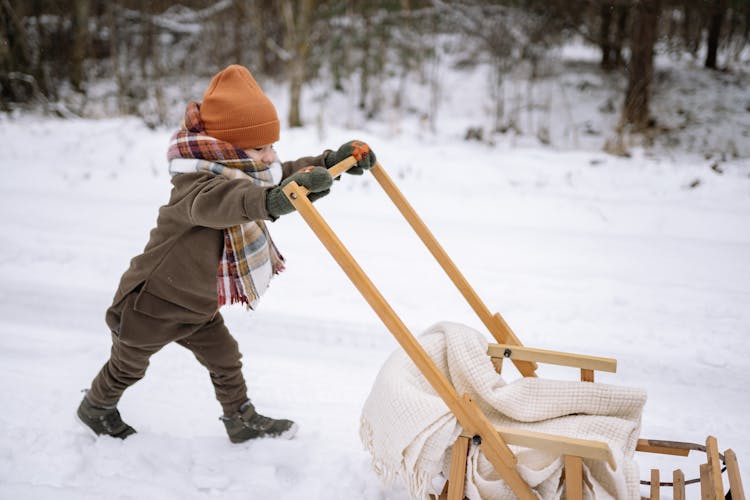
[360,415,438,500]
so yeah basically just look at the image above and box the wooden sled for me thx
[283,157,746,500]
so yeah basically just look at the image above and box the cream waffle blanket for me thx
[359,322,647,499]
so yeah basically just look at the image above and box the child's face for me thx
[243,144,276,165]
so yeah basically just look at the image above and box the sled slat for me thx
[565,455,583,500]
[492,425,616,470]
[673,469,685,500]
[487,344,616,373]
[447,436,470,500]
[581,368,595,382]
[636,439,691,457]
[706,436,724,500]
[725,449,746,500]
[700,463,712,500]
[650,469,660,500]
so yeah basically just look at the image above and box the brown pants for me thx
[87,290,248,416]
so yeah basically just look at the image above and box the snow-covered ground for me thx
[1,56,749,499]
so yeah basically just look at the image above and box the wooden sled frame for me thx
[283,158,745,500]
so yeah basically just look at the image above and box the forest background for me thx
[2,0,749,158]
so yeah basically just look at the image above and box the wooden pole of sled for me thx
[725,449,746,500]
[650,469,661,499]
[706,436,725,500]
[283,163,536,500]
[673,469,685,500]
[564,455,584,500]
[700,463,712,499]
[368,164,538,377]
[447,436,470,500]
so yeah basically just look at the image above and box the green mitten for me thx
[265,166,333,219]
[324,140,377,175]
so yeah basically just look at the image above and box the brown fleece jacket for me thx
[112,153,328,322]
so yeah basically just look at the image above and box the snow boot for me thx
[77,394,136,439]
[221,400,297,443]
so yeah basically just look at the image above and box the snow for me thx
[1,60,750,499]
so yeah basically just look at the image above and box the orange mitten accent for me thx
[350,141,371,161]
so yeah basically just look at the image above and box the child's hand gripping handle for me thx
[293,156,358,197]
[266,166,333,219]
[275,156,367,217]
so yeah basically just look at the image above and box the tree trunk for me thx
[368,22,386,118]
[0,0,33,104]
[492,63,505,132]
[0,0,29,70]
[281,0,314,128]
[71,0,90,92]
[138,0,153,82]
[107,2,126,114]
[705,0,727,69]
[613,4,629,66]
[682,2,701,57]
[232,0,247,65]
[600,2,615,70]
[724,5,743,65]
[623,0,661,131]
[254,0,284,77]
[288,60,304,127]
[359,13,371,111]
[30,0,53,99]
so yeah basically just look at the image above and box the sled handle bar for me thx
[292,156,358,198]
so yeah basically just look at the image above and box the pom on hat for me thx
[200,65,280,149]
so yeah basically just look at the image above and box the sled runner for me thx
[283,157,745,500]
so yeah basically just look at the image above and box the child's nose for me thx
[261,151,274,164]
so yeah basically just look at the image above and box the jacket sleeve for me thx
[173,173,273,229]
[281,151,331,179]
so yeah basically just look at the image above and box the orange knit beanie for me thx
[200,65,280,149]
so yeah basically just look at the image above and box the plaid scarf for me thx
[167,101,285,310]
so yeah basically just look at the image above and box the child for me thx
[77,64,377,442]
